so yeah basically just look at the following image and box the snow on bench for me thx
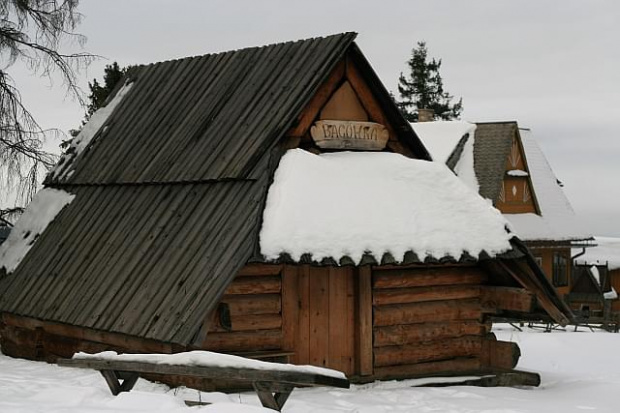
[58,350,350,411]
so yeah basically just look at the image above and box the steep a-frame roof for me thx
[414,120,591,243]
[0,33,431,346]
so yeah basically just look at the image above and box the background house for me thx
[413,121,594,301]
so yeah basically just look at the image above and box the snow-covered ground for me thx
[1,325,619,412]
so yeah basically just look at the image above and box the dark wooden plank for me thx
[373,285,480,306]
[204,329,282,352]
[236,264,283,277]
[224,276,281,295]
[373,321,488,347]
[309,267,330,367]
[281,265,299,354]
[414,370,541,388]
[286,59,346,137]
[220,294,281,316]
[373,268,487,289]
[374,336,483,367]
[328,267,347,373]
[374,299,483,327]
[296,265,311,365]
[58,359,350,389]
[358,266,373,376]
[480,286,535,313]
[373,357,481,380]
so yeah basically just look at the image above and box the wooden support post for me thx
[252,381,294,412]
[357,265,373,376]
[99,370,139,396]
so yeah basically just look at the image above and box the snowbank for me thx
[74,350,345,380]
[574,236,620,270]
[50,80,134,180]
[259,149,511,264]
[4,326,620,413]
[0,188,74,273]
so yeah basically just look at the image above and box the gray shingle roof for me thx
[473,122,517,202]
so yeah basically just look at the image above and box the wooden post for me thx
[357,265,373,376]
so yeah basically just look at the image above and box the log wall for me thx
[370,266,519,380]
[202,264,283,353]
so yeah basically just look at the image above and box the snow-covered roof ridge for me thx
[259,149,512,265]
[49,80,134,181]
[574,236,620,271]
[0,188,75,274]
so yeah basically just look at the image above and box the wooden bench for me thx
[58,357,350,411]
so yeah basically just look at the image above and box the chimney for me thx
[417,108,434,122]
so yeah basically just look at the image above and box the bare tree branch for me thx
[0,0,95,206]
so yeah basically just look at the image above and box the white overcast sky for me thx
[6,0,620,236]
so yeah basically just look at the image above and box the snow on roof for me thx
[574,236,620,271]
[74,350,346,379]
[49,80,134,180]
[412,121,476,163]
[0,188,75,274]
[412,121,479,192]
[506,129,591,242]
[259,149,512,264]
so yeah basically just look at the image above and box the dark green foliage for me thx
[86,62,126,121]
[65,62,126,151]
[397,42,463,122]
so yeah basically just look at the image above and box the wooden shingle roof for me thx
[1,33,387,345]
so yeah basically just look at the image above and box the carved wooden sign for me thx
[310,120,389,150]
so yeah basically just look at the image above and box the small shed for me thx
[0,33,570,386]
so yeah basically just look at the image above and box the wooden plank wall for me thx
[371,266,519,379]
[203,265,283,352]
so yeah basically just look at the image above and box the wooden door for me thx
[282,265,356,375]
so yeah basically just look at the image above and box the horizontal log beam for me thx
[220,294,281,316]
[374,299,482,327]
[373,321,489,347]
[374,336,482,367]
[373,285,480,306]
[373,357,482,381]
[224,276,281,295]
[210,314,282,333]
[480,286,535,313]
[204,329,282,352]
[373,268,486,290]
[236,264,283,277]
[1,313,175,355]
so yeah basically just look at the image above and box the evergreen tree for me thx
[85,62,126,121]
[65,62,126,147]
[397,42,463,122]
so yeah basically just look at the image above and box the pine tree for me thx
[65,62,126,147]
[85,62,126,121]
[397,42,463,122]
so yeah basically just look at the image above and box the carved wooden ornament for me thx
[310,120,389,150]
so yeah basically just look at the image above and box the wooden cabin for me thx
[0,33,571,388]
[574,237,620,324]
[414,121,594,301]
